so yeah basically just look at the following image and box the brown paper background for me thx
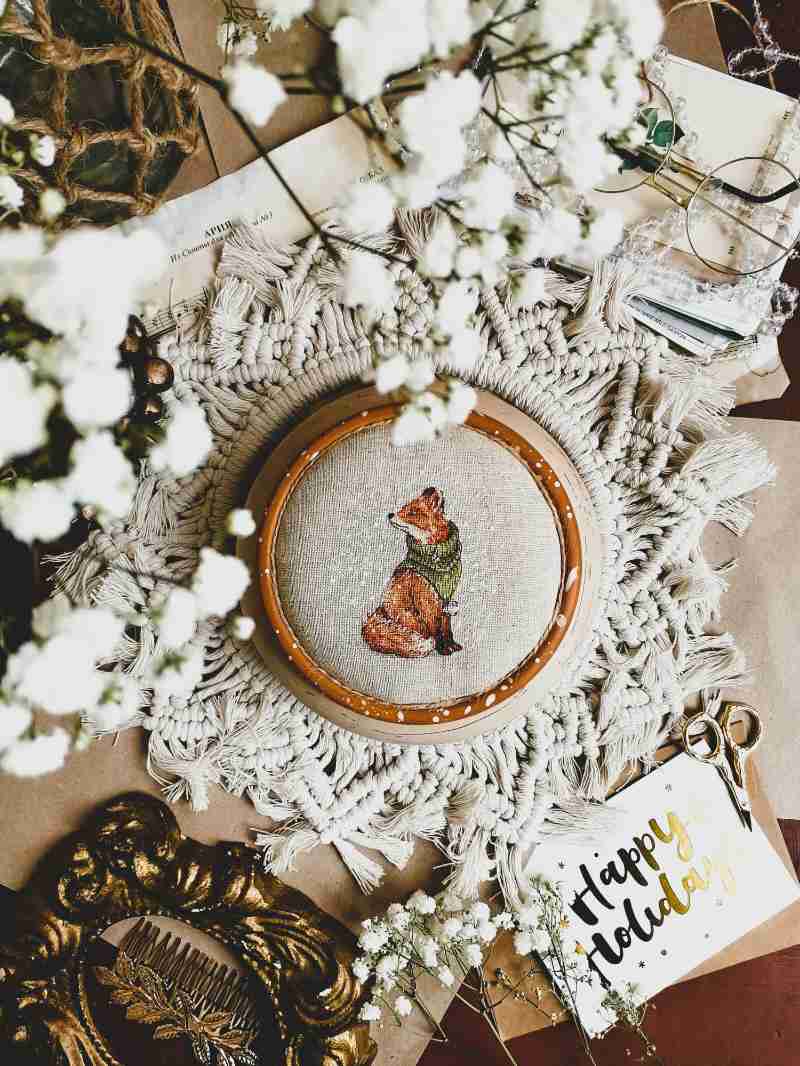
[704,417,800,818]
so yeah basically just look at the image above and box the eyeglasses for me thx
[598,78,800,278]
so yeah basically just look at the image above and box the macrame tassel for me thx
[605,260,646,333]
[540,269,590,309]
[217,224,298,295]
[345,829,414,869]
[564,257,616,346]
[447,779,484,827]
[495,838,526,910]
[334,839,387,893]
[46,542,106,603]
[680,632,748,695]
[207,277,257,370]
[540,797,625,843]
[548,755,582,800]
[148,733,223,812]
[379,796,448,841]
[253,827,321,875]
[665,554,736,631]
[579,754,606,802]
[683,433,776,506]
[396,206,440,260]
[132,465,177,539]
[445,827,495,900]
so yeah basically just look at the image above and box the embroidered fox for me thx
[362,487,463,659]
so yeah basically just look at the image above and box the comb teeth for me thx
[119,919,260,1034]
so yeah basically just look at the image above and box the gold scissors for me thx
[681,700,764,832]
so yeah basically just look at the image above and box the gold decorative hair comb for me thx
[95,918,260,1066]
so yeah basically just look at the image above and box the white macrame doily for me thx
[52,218,773,901]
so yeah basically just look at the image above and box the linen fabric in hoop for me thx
[261,406,586,730]
[48,216,774,901]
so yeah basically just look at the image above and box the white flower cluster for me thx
[0,225,215,543]
[222,61,287,127]
[147,543,251,707]
[351,880,597,1028]
[0,501,254,776]
[0,595,141,776]
[352,889,508,1023]
[509,876,592,992]
[216,0,662,444]
[0,92,64,221]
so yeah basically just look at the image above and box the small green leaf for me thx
[652,120,676,148]
[641,108,659,136]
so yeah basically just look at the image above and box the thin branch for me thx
[95,16,417,268]
[480,105,543,198]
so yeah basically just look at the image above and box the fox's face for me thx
[389,487,450,544]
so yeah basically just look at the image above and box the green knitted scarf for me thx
[399,522,462,604]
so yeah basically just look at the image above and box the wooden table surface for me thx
[421,5,800,1064]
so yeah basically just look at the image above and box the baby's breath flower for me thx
[469,901,491,924]
[30,134,57,167]
[359,925,389,953]
[464,942,483,967]
[0,728,70,777]
[374,353,410,394]
[255,0,313,33]
[394,994,413,1017]
[387,903,410,930]
[419,935,438,966]
[408,889,436,914]
[0,174,24,212]
[513,931,533,956]
[441,916,463,939]
[39,188,66,221]
[476,920,497,944]
[230,615,256,641]
[222,60,287,127]
[226,508,257,537]
[359,1001,381,1022]
[192,547,251,618]
[0,93,14,125]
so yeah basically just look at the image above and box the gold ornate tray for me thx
[238,388,602,743]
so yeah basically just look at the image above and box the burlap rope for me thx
[1,0,198,221]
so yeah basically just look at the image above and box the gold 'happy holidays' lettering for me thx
[570,807,737,986]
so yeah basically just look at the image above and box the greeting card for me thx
[526,753,800,1036]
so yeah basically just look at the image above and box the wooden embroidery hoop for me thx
[238,387,603,744]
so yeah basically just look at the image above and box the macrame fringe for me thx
[46,216,776,904]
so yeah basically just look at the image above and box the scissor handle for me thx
[719,702,763,753]
[682,713,725,764]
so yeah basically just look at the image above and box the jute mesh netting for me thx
[0,0,198,223]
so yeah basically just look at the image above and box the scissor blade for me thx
[721,772,754,833]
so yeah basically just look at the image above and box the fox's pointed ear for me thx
[422,487,444,511]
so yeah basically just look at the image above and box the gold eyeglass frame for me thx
[597,76,800,279]
[0,792,376,1066]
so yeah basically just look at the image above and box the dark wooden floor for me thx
[422,5,800,1064]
